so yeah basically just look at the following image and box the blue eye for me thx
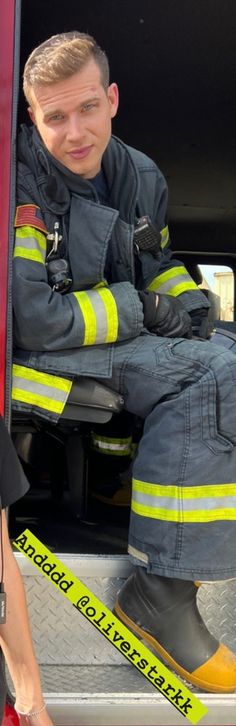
[83,102,97,112]
[48,114,64,122]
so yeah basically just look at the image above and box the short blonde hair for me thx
[23,31,110,105]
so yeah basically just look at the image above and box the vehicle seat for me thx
[11,378,124,519]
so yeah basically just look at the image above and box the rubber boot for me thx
[114,567,236,692]
[91,473,132,506]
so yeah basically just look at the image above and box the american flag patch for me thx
[14,205,48,234]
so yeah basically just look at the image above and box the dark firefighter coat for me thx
[12,124,208,421]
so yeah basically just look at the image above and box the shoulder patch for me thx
[14,205,48,234]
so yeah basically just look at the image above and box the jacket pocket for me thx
[201,374,234,453]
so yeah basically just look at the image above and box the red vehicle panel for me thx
[0,0,16,417]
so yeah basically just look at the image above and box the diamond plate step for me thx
[12,554,236,725]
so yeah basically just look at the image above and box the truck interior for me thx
[2,1,236,722]
[9,0,236,554]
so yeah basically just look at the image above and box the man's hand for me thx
[139,291,192,338]
[189,308,213,339]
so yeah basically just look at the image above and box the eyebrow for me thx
[43,95,100,119]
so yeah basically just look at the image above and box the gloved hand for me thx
[189,308,213,339]
[138,291,192,338]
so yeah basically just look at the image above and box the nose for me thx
[66,113,85,141]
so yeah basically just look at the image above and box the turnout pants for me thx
[97,334,236,580]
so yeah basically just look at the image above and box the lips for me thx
[67,146,92,160]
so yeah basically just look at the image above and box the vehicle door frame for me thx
[0,0,21,424]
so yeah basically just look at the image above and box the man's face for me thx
[28,59,119,178]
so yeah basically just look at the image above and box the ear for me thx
[28,106,36,124]
[107,83,119,119]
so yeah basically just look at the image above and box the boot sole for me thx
[91,492,130,507]
[114,599,236,693]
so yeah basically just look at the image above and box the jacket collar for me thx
[18,124,140,222]
[102,136,140,222]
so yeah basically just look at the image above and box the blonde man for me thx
[13,32,236,693]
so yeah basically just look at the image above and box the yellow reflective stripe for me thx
[160,225,169,249]
[73,292,97,345]
[15,226,46,249]
[73,289,118,345]
[93,280,108,289]
[96,288,118,343]
[149,265,188,287]
[92,433,132,456]
[131,500,236,523]
[92,447,130,457]
[132,479,236,522]
[12,365,72,416]
[13,246,44,264]
[14,226,46,264]
[133,480,236,498]
[166,281,199,297]
[13,364,72,392]
[147,266,198,294]
[93,434,132,446]
[146,275,164,292]
[12,388,65,415]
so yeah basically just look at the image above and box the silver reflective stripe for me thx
[73,288,118,346]
[93,441,131,454]
[92,292,109,343]
[160,226,169,249]
[13,376,67,404]
[12,364,72,417]
[94,441,129,451]
[15,234,46,253]
[132,490,236,511]
[128,544,148,563]
[92,434,132,456]
[14,227,46,264]
[154,273,194,294]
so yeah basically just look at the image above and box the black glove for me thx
[138,291,192,338]
[189,308,213,339]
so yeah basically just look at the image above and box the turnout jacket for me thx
[12,125,208,419]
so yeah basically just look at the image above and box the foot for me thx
[114,567,236,692]
[91,474,131,507]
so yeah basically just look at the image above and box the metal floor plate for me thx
[41,676,236,726]
[13,554,236,725]
[8,665,236,725]
[40,691,236,726]
[16,554,236,665]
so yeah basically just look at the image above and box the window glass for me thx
[199,265,234,321]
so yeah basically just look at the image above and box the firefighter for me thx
[12,32,236,692]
